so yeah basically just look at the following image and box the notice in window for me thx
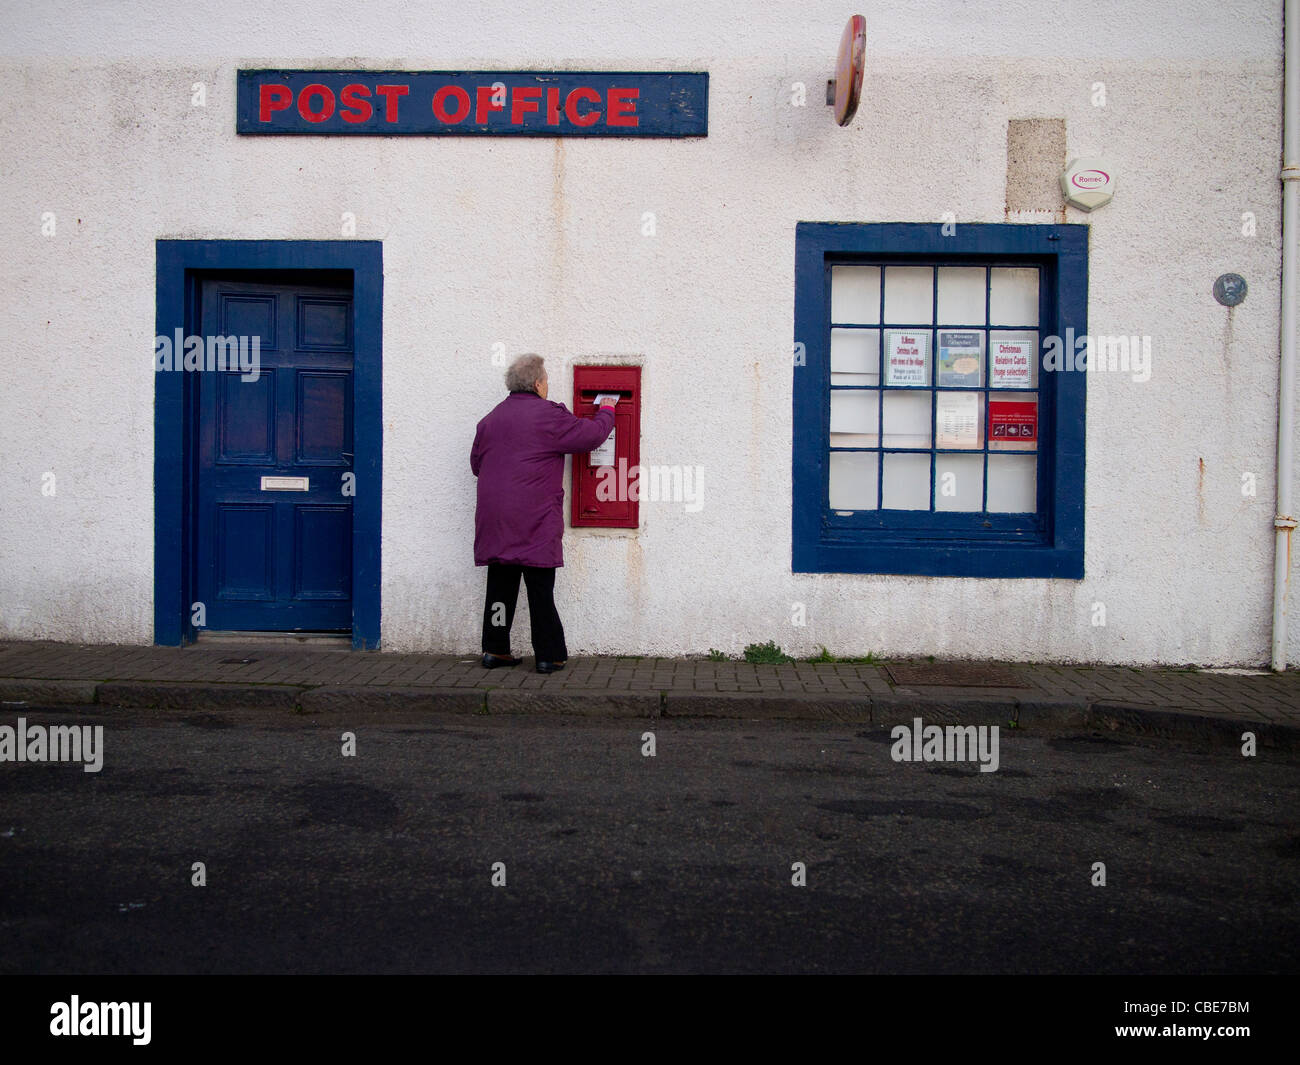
[936,391,980,449]
[989,399,1037,443]
[885,331,929,386]
[990,333,1036,388]
[937,330,982,387]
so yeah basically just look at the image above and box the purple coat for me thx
[471,392,615,568]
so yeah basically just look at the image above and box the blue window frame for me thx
[792,222,1087,578]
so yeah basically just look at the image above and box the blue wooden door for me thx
[195,278,354,631]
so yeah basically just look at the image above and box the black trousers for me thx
[481,563,567,661]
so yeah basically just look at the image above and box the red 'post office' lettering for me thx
[432,85,471,123]
[297,84,335,122]
[565,87,602,127]
[339,84,372,124]
[606,87,639,127]
[475,85,503,124]
[374,84,409,123]
[259,84,293,122]
[511,86,542,124]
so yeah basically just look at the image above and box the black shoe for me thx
[535,659,567,674]
[482,653,522,669]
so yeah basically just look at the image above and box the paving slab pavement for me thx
[0,639,1296,749]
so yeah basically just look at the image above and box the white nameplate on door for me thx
[261,476,309,491]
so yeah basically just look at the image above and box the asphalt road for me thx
[1,705,1297,974]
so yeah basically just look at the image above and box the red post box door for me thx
[571,365,641,528]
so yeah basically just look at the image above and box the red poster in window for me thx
[989,400,1037,442]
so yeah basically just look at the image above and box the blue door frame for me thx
[155,240,383,649]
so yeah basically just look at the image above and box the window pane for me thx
[989,330,1038,389]
[829,451,878,510]
[936,330,983,387]
[882,391,931,448]
[937,267,986,325]
[831,266,880,324]
[882,452,931,510]
[990,267,1039,326]
[936,391,983,449]
[830,390,879,448]
[884,266,933,324]
[935,453,984,512]
[830,328,879,385]
[987,454,1037,512]
[883,329,930,386]
[988,394,1038,452]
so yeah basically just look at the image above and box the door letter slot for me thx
[261,476,310,491]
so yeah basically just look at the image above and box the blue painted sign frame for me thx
[237,70,708,137]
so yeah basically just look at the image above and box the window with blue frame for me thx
[792,222,1087,578]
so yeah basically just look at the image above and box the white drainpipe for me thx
[1275,0,1299,670]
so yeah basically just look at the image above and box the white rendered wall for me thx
[0,0,1294,666]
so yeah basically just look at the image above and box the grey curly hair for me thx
[505,353,547,394]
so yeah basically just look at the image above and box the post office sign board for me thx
[237,70,709,137]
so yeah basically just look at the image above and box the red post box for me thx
[570,365,641,528]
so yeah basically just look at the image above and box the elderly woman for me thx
[470,354,617,673]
